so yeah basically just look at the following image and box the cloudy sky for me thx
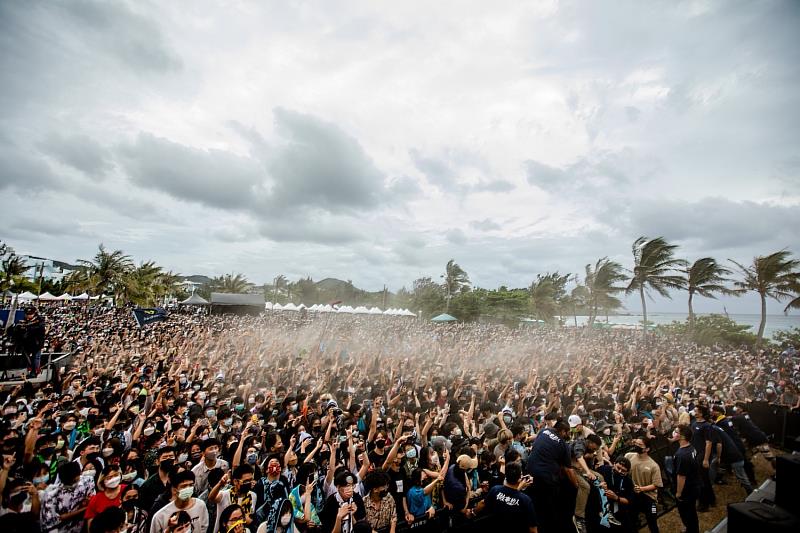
[1,0,799,314]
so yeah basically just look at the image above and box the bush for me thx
[773,327,800,349]
[656,314,759,348]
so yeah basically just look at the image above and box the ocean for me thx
[571,313,800,340]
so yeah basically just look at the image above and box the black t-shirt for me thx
[674,445,700,498]
[732,414,768,446]
[319,493,367,533]
[527,428,570,485]
[485,485,537,533]
[689,420,713,457]
[711,425,744,464]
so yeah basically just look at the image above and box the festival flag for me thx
[132,307,167,328]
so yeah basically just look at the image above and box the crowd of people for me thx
[0,303,795,533]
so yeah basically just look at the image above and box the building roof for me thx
[210,292,264,306]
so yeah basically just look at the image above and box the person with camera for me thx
[477,461,537,533]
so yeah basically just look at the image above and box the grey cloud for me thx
[61,0,182,73]
[524,160,567,190]
[474,179,515,193]
[445,228,467,245]
[0,146,60,192]
[38,133,112,178]
[266,108,386,212]
[117,132,264,210]
[470,219,501,231]
[409,148,458,191]
[628,197,800,253]
[258,216,364,245]
[386,176,422,202]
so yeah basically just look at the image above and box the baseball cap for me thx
[568,414,582,428]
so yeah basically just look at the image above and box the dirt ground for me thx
[643,450,777,533]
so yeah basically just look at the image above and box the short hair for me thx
[89,506,126,533]
[200,438,220,451]
[497,429,513,444]
[615,457,631,470]
[505,461,523,484]
[58,462,80,485]
[695,405,709,420]
[640,435,652,449]
[169,469,195,488]
[363,470,390,493]
[156,446,176,460]
[586,434,602,447]
[678,425,693,441]
[207,468,225,489]
[553,421,570,433]
[232,464,254,480]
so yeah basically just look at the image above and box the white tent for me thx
[37,292,57,301]
[383,308,396,315]
[320,304,333,313]
[18,291,38,301]
[402,309,416,317]
[338,305,354,314]
[73,293,90,301]
[297,303,307,310]
[265,302,273,310]
[353,306,369,314]
[368,306,383,315]
[272,303,284,311]
[283,303,298,311]
[56,293,73,301]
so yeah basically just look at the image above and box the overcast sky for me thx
[1,0,799,314]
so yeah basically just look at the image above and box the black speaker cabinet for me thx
[727,502,800,532]
[775,453,800,512]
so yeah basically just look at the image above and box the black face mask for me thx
[378,489,389,498]
[159,458,174,471]
[238,482,253,494]
[122,498,138,511]
[632,446,645,454]
[9,492,27,508]
[40,446,55,457]
[86,452,100,463]
[375,439,386,449]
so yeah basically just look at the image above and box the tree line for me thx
[2,238,799,347]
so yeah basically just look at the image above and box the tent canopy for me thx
[210,293,264,306]
[431,313,458,322]
[18,291,38,301]
[73,293,90,300]
[55,293,72,301]
[180,294,209,305]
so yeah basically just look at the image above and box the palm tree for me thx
[1,254,28,292]
[626,237,688,342]
[529,272,570,324]
[584,258,627,327]
[730,251,800,346]
[211,273,251,294]
[683,258,733,327]
[77,244,134,300]
[442,259,470,310]
[785,280,800,314]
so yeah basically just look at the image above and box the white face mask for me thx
[177,486,194,501]
[104,476,121,489]
[102,448,114,457]
[143,427,155,436]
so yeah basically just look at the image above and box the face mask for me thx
[235,404,245,411]
[102,447,114,457]
[144,427,155,436]
[280,514,291,527]
[82,470,96,478]
[160,458,175,471]
[206,410,216,418]
[378,488,389,498]
[267,465,281,476]
[104,476,121,489]
[177,486,194,501]
[290,403,298,412]
[33,475,49,485]
[178,453,188,463]
[205,450,217,461]
[452,429,462,437]
[193,384,201,391]
[223,418,233,427]
[405,448,417,459]
[180,377,188,385]
[94,428,104,436]
[239,481,253,494]
[63,422,76,431]
[247,453,258,465]
[633,445,645,454]
[56,439,65,450]
[122,471,138,481]
[40,446,55,456]
[375,439,386,449]
[200,434,209,440]
[122,498,138,511]
[9,491,27,507]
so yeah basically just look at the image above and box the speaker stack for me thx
[727,453,800,532]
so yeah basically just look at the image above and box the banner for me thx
[132,307,167,328]
[0,309,25,329]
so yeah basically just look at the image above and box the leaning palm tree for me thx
[684,257,733,327]
[442,259,470,310]
[584,258,627,327]
[730,251,800,346]
[785,280,800,314]
[77,244,134,300]
[211,273,251,294]
[627,237,688,342]
[0,254,28,292]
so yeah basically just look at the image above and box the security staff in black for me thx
[527,420,572,533]
[689,406,715,511]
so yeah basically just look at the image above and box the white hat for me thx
[568,414,582,428]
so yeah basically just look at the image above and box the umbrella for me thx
[431,313,457,322]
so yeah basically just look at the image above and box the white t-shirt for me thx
[149,498,209,533]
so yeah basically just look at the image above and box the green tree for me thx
[626,237,688,342]
[584,258,627,327]
[442,259,470,311]
[683,257,733,327]
[529,272,570,324]
[209,273,251,294]
[784,280,800,314]
[773,327,800,349]
[656,314,758,348]
[411,277,446,318]
[77,244,134,300]
[730,250,800,347]
[0,242,28,292]
[450,291,482,321]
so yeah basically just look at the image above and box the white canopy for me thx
[56,293,73,301]
[353,306,370,314]
[73,293,90,300]
[338,305,355,314]
[265,302,273,310]
[368,307,383,314]
[17,291,38,301]
[283,303,298,311]
[320,304,334,313]
[383,308,396,315]
[402,309,416,317]
[37,292,57,301]
[272,303,283,311]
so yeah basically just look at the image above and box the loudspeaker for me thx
[775,453,800,512]
[727,502,800,533]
